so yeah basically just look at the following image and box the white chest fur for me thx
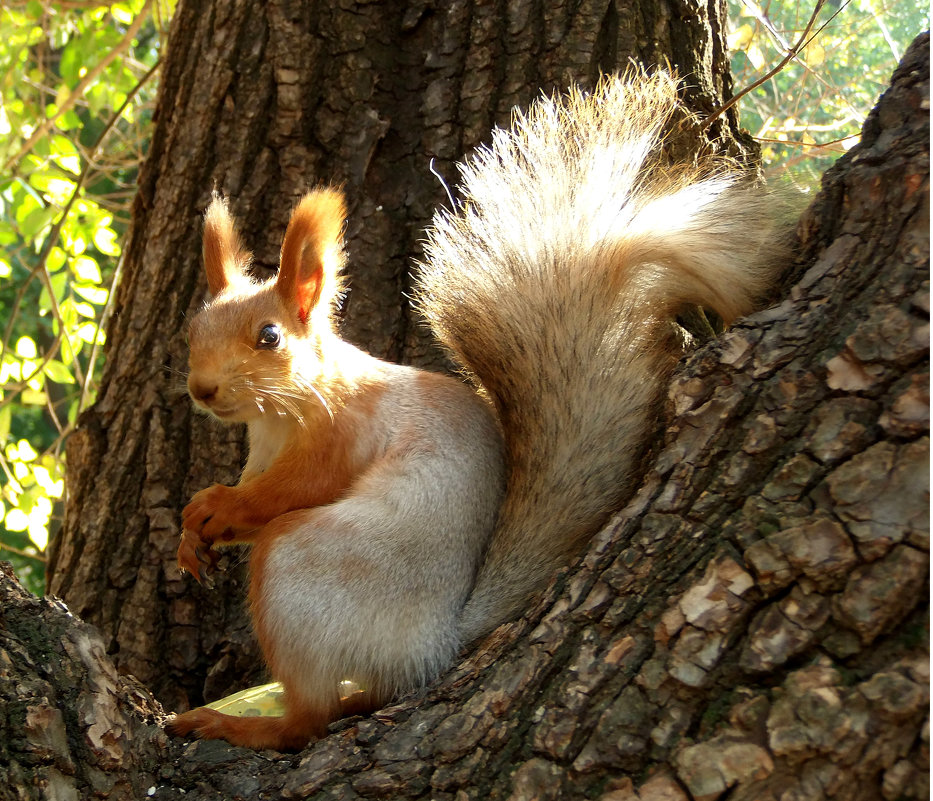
[243,415,294,481]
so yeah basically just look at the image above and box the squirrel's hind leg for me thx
[166,693,335,751]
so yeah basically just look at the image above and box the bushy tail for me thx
[416,71,790,643]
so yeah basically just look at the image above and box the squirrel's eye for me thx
[257,324,281,349]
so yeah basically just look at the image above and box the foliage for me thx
[0,0,926,596]
[727,0,930,187]
[0,1,168,594]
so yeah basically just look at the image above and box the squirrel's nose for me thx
[189,378,219,404]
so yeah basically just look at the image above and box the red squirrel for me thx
[167,72,789,750]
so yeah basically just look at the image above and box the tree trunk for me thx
[47,0,747,712]
[4,33,926,798]
[14,5,924,801]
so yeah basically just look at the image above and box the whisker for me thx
[253,388,305,428]
[274,384,331,424]
[305,382,334,423]
[165,379,192,399]
[229,370,336,427]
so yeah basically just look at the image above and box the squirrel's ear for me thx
[202,195,251,295]
[276,189,346,326]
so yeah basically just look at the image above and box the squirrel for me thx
[167,71,789,750]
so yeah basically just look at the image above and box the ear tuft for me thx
[276,188,347,327]
[203,194,252,295]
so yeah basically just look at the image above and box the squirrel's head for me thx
[186,189,346,424]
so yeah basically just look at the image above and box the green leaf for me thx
[4,508,28,532]
[47,246,66,272]
[30,172,76,199]
[20,389,47,406]
[0,406,10,441]
[63,227,88,254]
[92,225,120,256]
[55,110,83,131]
[12,190,41,229]
[112,4,135,24]
[72,255,102,283]
[28,516,49,551]
[73,284,109,304]
[50,135,81,175]
[39,273,68,313]
[75,323,105,345]
[58,39,81,87]
[50,271,68,303]
[0,222,17,246]
[20,204,56,240]
[14,336,37,359]
[38,286,52,313]
[74,301,96,318]
[43,360,76,385]
[0,360,22,383]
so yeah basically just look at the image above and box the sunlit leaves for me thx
[727,0,929,185]
[14,336,37,359]
[73,284,108,305]
[72,255,102,283]
[0,1,166,593]
[729,23,766,69]
[43,360,75,385]
[93,226,120,256]
[2,440,63,552]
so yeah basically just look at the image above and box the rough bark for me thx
[47,0,747,712]
[4,30,927,801]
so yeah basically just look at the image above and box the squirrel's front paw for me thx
[177,529,219,584]
[182,484,240,540]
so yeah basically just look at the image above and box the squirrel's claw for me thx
[177,530,219,585]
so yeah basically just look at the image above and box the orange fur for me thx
[167,676,382,751]
[180,189,391,574]
[182,398,377,536]
[166,694,332,751]
[202,195,251,295]
[177,375,392,578]
[177,406,364,579]
[187,509,386,750]
[277,189,346,326]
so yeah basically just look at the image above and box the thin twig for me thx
[700,0,843,130]
[868,4,902,62]
[0,542,47,563]
[754,133,856,151]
